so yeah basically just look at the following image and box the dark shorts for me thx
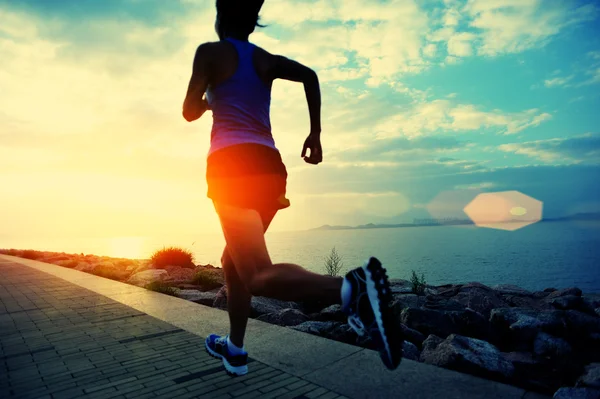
[206,143,290,213]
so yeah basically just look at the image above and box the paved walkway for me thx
[0,255,549,399]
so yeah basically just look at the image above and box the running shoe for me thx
[205,334,248,376]
[342,257,403,370]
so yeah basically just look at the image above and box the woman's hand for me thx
[301,133,322,165]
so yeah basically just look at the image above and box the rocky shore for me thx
[3,249,600,399]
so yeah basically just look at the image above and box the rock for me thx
[257,309,309,326]
[401,324,426,348]
[127,269,168,285]
[403,341,420,361]
[176,289,217,306]
[534,332,572,359]
[419,334,514,381]
[490,308,567,346]
[213,286,228,309]
[447,309,492,341]
[315,304,346,322]
[424,296,465,311]
[250,297,300,318]
[534,291,552,299]
[547,287,583,300]
[400,308,457,338]
[565,310,600,337]
[553,387,600,399]
[291,321,340,337]
[54,259,77,268]
[421,334,443,352]
[545,288,558,293]
[436,285,462,298]
[391,294,427,312]
[577,363,600,389]
[503,351,557,393]
[401,308,491,341]
[389,279,413,294]
[596,309,600,318]
[74,262,93,272]
[550,295,584,310]
[163,265,197,284]
[453,284,509,318]
[503,294,552,310]
[493,284,533,296]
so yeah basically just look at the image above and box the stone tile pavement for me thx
[0,259,347,399]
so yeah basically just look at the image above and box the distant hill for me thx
[310,212,600,231]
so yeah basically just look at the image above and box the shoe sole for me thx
[205,338,248,376]
[364,257,403,370]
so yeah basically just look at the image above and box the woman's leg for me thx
[222,209,277,348]
[214,202,343,303]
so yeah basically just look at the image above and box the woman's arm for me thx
[182,43,212,122]
[270,55,323,164]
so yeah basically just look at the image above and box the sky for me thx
[1,0,600,251]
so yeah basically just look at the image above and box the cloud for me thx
[498,133,600,164]
[373,100,551,138]
[544,75,574,88]
[463,0,597,57]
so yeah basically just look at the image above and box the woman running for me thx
[182,0,402,376]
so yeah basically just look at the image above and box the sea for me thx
[2,220,599,293]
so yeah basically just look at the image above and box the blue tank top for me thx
[205,38,276,156]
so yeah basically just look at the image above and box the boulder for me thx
[250,297,300,318]
[213,285,228,309]
[453,284,509,318]
[400,308,457,338]
[577,363,600,389]
[553,387,600,399]
[314,304,347,322]
[550,296,584,310]
[547,287,583,300]
[127,269,168,286]
[391,294,427,312]
[401,324,426,348]
[565,310,600,338]
[422,334,443,352]
[493,284,533,296]
[291,321,340,337]
[436,285,463,298]
[175,289,217,306]
[534,332,572,359]
[54,259,77,268]
[389,279,413,294]
[257,309,309,327]
[503,351,558,393]
[419,334,514,381]
[210,286,300,316]
[403,341,420,361]
[401,308,491,341]
[490,308,567,346]
[75,262,93,272]
[163,265,197,284]
[503,295,552,310]
[424,296,465,311]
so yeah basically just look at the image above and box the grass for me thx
[191,269,222,290]
[324,247,344,277]
[150,246,195,269]
[411,270,427,295]
[145,281,178,296]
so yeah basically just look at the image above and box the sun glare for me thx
[108,236,145,259]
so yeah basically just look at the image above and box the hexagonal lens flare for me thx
[463,191,543,231]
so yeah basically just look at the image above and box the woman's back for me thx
[205,39,277,155]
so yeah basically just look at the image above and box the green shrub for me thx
[324,247,344,277]
[150,246,194,269]
[191,269,222,290]
[410,270,427,295]
[145,281,178,296]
